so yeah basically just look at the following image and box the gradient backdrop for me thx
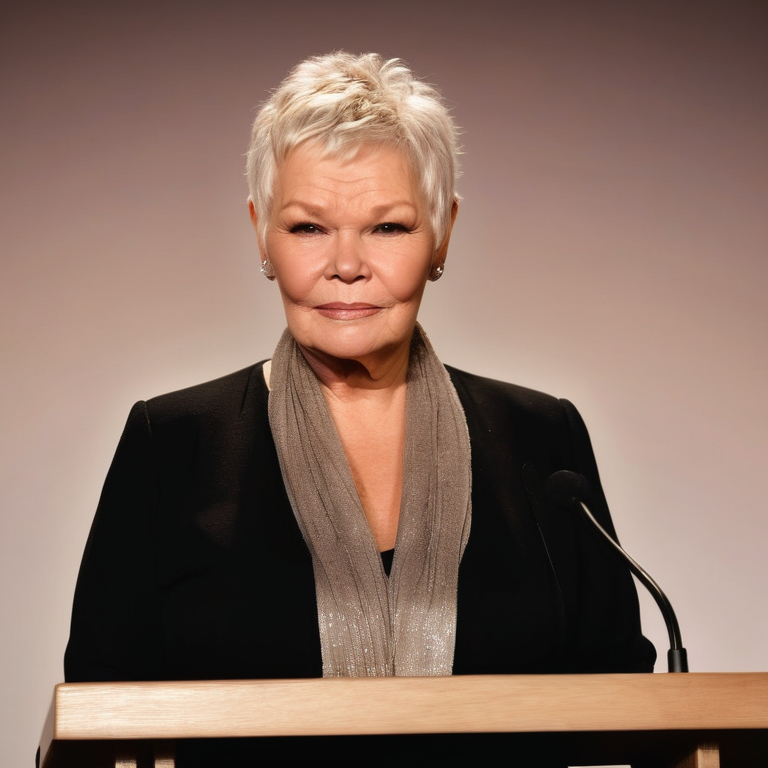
[1,1,766,764]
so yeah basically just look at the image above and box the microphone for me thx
[546,470,688,673]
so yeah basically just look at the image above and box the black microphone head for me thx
[546,470,591,507]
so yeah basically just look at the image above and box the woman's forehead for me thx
[274,142,420,203]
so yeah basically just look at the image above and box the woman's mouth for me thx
[314,303,383,320]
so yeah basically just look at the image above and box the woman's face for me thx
[253,142,455,375]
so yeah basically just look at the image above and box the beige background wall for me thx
[1,1,766,764]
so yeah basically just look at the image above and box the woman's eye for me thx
[375,223,407,235]
[290,223,322,235]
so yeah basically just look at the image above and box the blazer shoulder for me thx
[143,361,268,427]
[446,364,566,424]
[445,364,582,472]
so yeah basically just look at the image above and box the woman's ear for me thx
[434,197,459,265]
[247,196,258,228]
[249,197,276,280]
[247,197,266,258]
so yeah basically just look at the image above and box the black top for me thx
[380,548,395,577]
[65,362,655,683]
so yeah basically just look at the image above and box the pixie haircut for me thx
[246,52,461,246]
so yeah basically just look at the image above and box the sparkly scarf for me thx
[268,325,472,676]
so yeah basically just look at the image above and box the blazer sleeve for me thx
[558,398,656,673]
[64,401,162,682]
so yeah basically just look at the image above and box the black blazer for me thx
[64,362,655,683]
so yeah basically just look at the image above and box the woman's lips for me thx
[314,303,383,320]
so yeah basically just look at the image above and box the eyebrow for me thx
[277,199,419,217]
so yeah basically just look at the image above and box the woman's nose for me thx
[325,230,370,282]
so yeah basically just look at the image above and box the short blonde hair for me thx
[246,52,461,245]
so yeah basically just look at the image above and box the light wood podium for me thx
[39,673,768,767]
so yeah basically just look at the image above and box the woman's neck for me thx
[298,340,410,552]
[297,339,411,405]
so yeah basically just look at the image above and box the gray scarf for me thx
[268,326,471,676]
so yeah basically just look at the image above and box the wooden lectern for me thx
[39,673,767,767]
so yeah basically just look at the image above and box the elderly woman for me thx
[65,53,653,692]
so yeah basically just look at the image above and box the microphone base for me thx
[668,647,689,672]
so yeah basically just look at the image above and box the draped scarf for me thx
[268,325,471,676]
